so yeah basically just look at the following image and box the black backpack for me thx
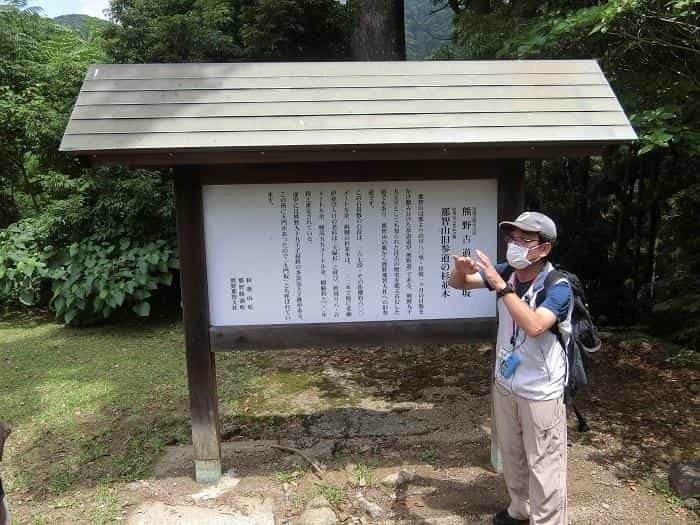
[501,266,601,432]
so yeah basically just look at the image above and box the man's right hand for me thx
[452,254,479,275]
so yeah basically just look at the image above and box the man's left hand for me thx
[475,250,507,292]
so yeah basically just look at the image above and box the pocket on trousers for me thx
[529,397,563,433]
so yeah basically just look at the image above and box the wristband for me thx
[496,283,515,298]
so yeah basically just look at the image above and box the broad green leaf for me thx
[132,301,150,317]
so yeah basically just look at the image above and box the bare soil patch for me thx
[129,334,698,524]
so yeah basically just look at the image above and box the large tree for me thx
[105,0,350,63]
[349,0,406,60]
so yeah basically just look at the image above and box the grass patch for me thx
[350,463,376,488]
[0,313,188,519]
[421,448,439,465]
[87,484,122,524]
[48,468,79,496]
[650,473,684,509]
[0,313,367,522]
[274,468,306,484]
[314,481,347,507]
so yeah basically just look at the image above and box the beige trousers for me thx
[493,383,568,525]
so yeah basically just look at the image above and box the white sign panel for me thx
[203,179,498,326]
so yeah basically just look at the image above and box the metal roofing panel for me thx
[60,60,637,158]
[65,112,630,135]
[85,60,603,80]
[61,126,637,151]
[81,73,607,91]
[75,85,616,105]
[68,98,625,119]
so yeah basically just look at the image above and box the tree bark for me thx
[471,0,491,15]
[350,0,406,60]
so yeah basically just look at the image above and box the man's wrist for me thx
[496,282,515,298]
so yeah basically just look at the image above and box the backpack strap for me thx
[499,265,515,283]
[534,269,569,345]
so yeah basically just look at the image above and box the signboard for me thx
[203,179,498,326]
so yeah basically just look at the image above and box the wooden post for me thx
[491,160,526,473]
[497,160,526,259]
[174,166,222,484]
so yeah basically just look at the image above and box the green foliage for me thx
[420,447,439,464]
[450,0,700,348]
[0,3,107,226]
[47,236,178,325]
[350,463,376,487]
[0,220,178,325]
[0,5,179,323]
[274,468,306,484]
[104,0,350,63]
[53,14,111,39]
[314,481,347,506]
[0,220,47,307]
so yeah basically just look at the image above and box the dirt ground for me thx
[121,333,698,524]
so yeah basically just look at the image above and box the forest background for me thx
[0,0,698,349]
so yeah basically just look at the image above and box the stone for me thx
[683,498,699,510]
[669,461,700,498]
[296,507,338,525]
[306,495,332,510]
[381,469,415,488]
[356,492,383,518]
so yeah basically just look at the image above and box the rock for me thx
[601,503,610,510]
[356,492,383,519]
[684,497,699,510]
[669,462,700,498]
[689,383,700,395]
[306,495,332,510]
[296,507,338,525]
[381,469,415,488]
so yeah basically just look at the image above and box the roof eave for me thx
[62,141,630,169]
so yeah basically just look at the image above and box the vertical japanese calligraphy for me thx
[203,180,497,326]
[280,192,291,321]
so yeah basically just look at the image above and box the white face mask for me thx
[506,242,541,270]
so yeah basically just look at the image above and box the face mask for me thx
[506,242,541,270]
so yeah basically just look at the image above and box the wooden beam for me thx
[497,160,525,260]
[79,143,610,168]
[200,159,501,185]
[174,167,221,484]
[210,318,496,351]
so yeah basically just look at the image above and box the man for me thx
[448,212,572,525]
[0,420,10,525]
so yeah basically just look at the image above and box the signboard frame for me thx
[175,158,523,483]
[193,159,523,349]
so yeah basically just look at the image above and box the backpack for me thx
[500,266,601,432]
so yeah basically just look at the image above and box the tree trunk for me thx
[472,0,491,15]
[350,0,406,60]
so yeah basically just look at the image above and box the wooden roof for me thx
[59,60,637,166]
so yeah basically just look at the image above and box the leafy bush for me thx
[47,237,178,325]
[0,220,48,307]
[0,220,178,324]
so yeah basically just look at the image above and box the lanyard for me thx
[510,273,520,346]
[510,319,518,346]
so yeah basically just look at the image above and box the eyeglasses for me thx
[505,234,540,247]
